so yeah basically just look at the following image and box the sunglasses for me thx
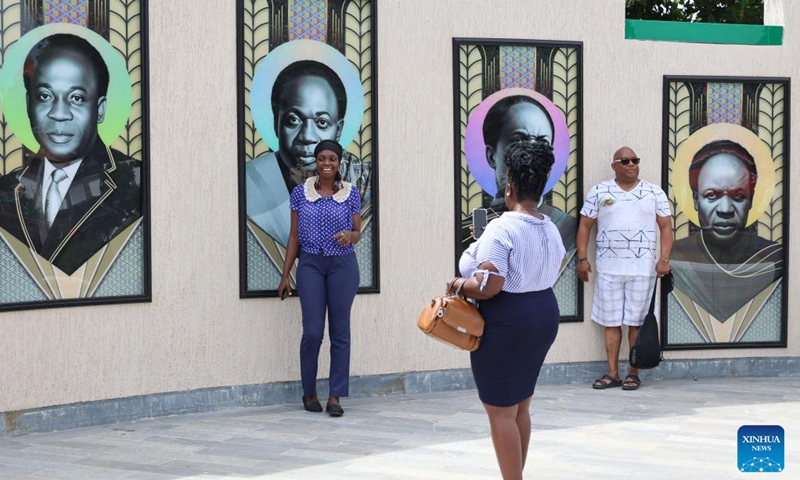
[614,157,641,166]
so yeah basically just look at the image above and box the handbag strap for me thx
[648,278,658,315]
[454,279,466,297]
[446,278,467,298]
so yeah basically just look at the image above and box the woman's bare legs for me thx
[483,396,533,480]
[516,396,532,469]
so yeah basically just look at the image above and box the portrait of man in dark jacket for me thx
[0,33,141,275]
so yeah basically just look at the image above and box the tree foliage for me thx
[626,0,764,24]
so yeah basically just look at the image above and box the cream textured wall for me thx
[1,0,798,412]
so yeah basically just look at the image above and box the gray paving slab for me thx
[0,376,798,479]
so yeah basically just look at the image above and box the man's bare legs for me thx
[627,325,639,378]
[624,325,640,388]
[604,326,622,381]
[594,325,639,388]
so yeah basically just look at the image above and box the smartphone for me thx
[472,208,488,239]
[280,290,289,301]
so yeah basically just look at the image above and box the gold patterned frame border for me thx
[661,76,789,349]
[452,38,584,322]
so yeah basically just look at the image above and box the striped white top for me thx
[459,212,566,293]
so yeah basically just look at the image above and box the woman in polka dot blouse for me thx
[278,139,361,418]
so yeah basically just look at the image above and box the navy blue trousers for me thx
[296,251,359,397]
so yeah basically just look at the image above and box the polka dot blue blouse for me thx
[290,178,361,256]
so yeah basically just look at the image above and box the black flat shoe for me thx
[302,395,322,413]
[326,403,344,417]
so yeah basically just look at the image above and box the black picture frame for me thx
[452,37,584,322]
[237,0,379,298]
[661,75,789,350]
[0,0,151,312]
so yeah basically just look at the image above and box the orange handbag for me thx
[417,280,484,352]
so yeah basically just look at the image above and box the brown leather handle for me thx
[446,278,467,298]
[446,278,459,296]
[454,279,466,297]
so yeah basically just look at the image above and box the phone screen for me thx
[472,208,488,239]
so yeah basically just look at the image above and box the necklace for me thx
[614,178,640,192]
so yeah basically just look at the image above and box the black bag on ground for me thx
[629,273,672,369]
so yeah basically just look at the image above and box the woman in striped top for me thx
[452,139,565,480]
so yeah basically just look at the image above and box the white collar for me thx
[303,176,353,203]
[44,157,83,181]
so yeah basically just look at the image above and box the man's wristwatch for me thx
[577,257,588,263]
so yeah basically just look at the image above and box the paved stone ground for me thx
[0,376,797,479]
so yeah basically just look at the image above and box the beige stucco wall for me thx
[1,0,798,412]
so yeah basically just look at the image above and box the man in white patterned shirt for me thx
[575,146,673,391]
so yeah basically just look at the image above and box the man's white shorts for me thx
[591,273,656,327]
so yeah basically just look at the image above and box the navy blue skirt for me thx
[470,289,560,407]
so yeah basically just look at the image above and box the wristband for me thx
[577,257,588,263]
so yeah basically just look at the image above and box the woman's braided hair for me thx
[503,138,555,202]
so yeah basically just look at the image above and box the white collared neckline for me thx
[303,176,353,203]
[42,158,83,205]
[43,157,83,182]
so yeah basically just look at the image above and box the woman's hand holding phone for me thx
[472,208,488,239]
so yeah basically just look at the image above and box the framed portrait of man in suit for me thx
[452,38,584,322]
[0,0,149,311]
[238,0,379,297]
[662,76,789,349]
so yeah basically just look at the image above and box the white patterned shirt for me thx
[459,212,566,293]
[580,178,671,276]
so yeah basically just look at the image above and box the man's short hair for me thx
[688,139,758,194]
[23,33,110,97]
[270,60,347,126]
[483,95,554,149]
